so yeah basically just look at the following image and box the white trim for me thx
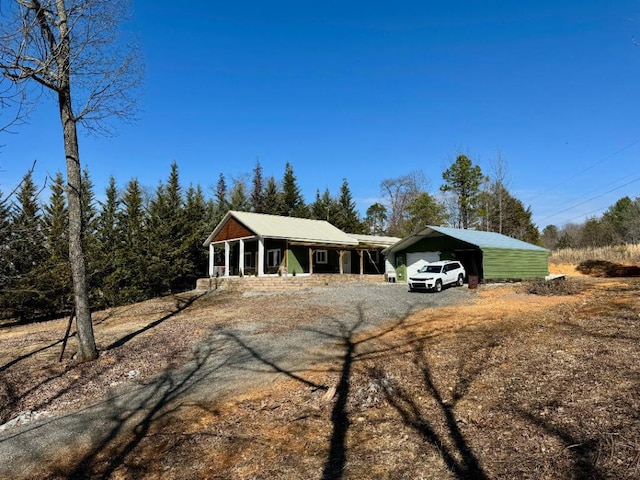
[315,249,328,264]
[224,242,230,277]
[258,237,265,276]
[267,248,281,268]
[209,243,215,277]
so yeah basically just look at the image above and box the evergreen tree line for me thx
[0,153,559,321]
[540,196,640,250]
[0,160,365,321]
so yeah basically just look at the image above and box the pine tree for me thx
[94,176,121,307]
[263,176,282,215]
[147,162,188,295]
[602,196,640,244]
[310,188,339,223]
[404,192,448,235]
[479,183,540,244]
[251,159,265,213]
[0,190,12,290]
[7,171,46,319]
[183,184,210,285]
[80,167,100,303]
[115,178,149,304]
[441,155,484,229]
[280,162,306,217]
[335,178,362,233]
[80,167,98,244]
[214,173,229,223]
[540,225,559,250]
[364,203,388,235]
[230,178,250,212]
[40,172,72,315]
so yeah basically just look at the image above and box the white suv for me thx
[408,260,466,292]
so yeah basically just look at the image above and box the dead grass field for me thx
[2,266,640,479]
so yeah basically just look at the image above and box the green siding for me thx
[287,246,307,274]
[482,248,549,280]
[405,236,471,253]
[396,264,407,282]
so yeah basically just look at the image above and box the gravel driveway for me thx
[0,282,474,478]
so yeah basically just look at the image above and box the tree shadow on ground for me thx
[44,343,230,479]
[514,408,604,480]
[0,336,68,373]
[223,303,436,480]
[106,291,208,350]
[379,333,490,480]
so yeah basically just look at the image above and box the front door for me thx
[342,251,352,274]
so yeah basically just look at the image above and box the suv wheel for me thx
[457,274,464,287]
[434,280,442,293]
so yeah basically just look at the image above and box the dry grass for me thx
[4,278,640,479]
[550,243,640,265]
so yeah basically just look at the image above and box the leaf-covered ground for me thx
[1,271,639,479]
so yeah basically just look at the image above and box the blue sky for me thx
[1,0,640,229]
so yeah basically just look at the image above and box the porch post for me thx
[257,236,265,276]
[309,247,313,274]
[359,250,364,276]
[209,243,215,277]
[239,239,245,275]
[339,250,344,274]
[285,240,289,273]
[224,241,230,277]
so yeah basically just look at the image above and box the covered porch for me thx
[208,236,377,277]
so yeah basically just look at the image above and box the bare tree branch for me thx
[0,0,143,361]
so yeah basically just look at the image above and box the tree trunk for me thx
[60,90,98,362]
[54,0,97,362]
[58,91,98,362]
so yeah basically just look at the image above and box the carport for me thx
[382,226,549,282]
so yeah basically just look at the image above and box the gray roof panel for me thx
[428,226,548,251]
[383,225,548,254]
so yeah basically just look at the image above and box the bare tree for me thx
[0,0,141,361]
[489,150,510,234]
[380,170,427,236]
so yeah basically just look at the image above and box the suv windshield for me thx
[418,265,443,274]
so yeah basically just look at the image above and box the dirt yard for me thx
[1,268,640,479]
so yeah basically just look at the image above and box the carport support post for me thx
[309,247,314,274]
[224,241,230,277]
[359,250,364,276]
[339,250,344,274]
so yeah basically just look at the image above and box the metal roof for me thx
[383,225,548,254]
[204,211,359,247]
[348,233,401,248]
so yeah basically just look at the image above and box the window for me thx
[267,249,281,268]
[315,250,328,264]
[244,251,253,268]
